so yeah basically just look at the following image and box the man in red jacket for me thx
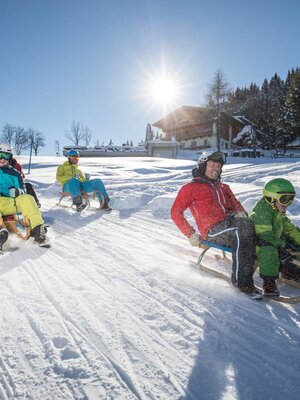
[171,151,262,299]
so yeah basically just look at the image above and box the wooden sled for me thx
[193,240,300,304]
[2,214,31,240]
[57,190,105,209]
[190,261,300,304]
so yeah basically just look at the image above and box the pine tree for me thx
[287,69,300,140]
[216,67,300,151]
[145,123,154,142]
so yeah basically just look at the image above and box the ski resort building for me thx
[152,105,253,152]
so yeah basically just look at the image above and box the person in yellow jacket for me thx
[0,147,48,247]
[56,150,111,212]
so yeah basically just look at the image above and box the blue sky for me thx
[0,0,299,155]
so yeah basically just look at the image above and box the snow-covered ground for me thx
[1,154,300,400]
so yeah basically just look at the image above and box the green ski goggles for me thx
[0,152,11,160]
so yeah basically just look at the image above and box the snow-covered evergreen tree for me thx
[287,69,300,139]
[145,123,154,142]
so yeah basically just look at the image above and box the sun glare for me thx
[135,59,186,114]
[148,76,179,107]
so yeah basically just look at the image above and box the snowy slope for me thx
[0,155,300,400]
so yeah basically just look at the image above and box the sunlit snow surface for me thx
[0,154,300,400]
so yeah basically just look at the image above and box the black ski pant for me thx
[25,182,40,206]
[206,217,256,288]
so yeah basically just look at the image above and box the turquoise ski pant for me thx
[63,178,109,202]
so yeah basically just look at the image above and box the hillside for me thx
[0,155,300,400]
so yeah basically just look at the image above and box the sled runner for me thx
[197,239,300,269]
[193,239,300,304]
[57,190,105,210]
[197,239,231,264]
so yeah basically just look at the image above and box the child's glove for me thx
[73,174,80,179]
[8,187,24,198]
[85,173,90,180]
[188,232,201,247]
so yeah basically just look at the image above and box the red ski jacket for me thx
[171,179,244,239]
[11,158,25,179]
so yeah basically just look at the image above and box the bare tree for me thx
[28,128,46,155]
[206,69,231,109]
[54,140,60,156]
[205,70,231,150]
[65,120,85,146]
[14,127,29,155]
[82,125,92,146]
[1,124,16,145]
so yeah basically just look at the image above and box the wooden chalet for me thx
[152,105,252,150]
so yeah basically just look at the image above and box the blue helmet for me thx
[67,150,79,158]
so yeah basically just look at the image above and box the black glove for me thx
[278,247,293,264]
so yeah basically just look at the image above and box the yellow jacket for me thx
[56,161,87,187]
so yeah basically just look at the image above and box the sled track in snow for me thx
[0,350,15,400]
[21,256,143,400]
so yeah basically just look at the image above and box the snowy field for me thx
[1,154,300,400]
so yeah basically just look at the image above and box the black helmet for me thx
[198,151,226,166]
[195,150,226,177]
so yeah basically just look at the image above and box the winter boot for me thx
[100,199,112,211]
[263,278,280,297]
[30,224,49,247]
[0,226,9,250]
[239,285,263,300]
[73,195,86,212]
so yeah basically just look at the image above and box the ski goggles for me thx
[69,155,79,159]
[276,193,296,206]
[264,190,296,206]
[198,151,226,165]
[0,152,11,160]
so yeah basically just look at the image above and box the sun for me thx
[147,75,180,107]
[134,58,186,114]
